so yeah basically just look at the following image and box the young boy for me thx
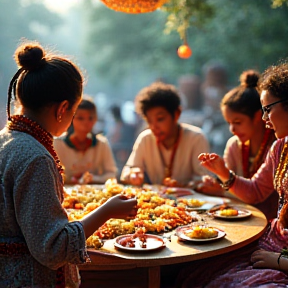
[54,98,117,184]
[120,81,209,187]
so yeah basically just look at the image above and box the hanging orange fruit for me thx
[177,44,192,59]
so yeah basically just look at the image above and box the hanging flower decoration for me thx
[100,0,168,13]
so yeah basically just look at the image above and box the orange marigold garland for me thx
[100,0,168,13]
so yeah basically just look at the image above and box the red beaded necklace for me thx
[241,128,276,178]
[69,135,92,152]
[7,115,64,179]
[157,125,182,179]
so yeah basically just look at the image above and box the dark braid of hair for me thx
[7,68,24,121]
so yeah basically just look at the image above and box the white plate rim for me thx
[175,226,226,242]
[114,234,166,251]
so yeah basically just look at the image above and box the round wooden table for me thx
[79,201,267,288]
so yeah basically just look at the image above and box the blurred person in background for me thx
[178,74,206,128]
[54,98,117,184]
[197,69,278,220]
[120,81,209,187]
[106,104,136,179]
[201,62,231,154]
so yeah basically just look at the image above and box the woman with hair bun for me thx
[197,69,278,220]
[0,41,136,287]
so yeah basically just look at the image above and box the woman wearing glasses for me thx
[178,63,288,287]
[197,69,278,220]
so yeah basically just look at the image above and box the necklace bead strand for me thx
[274,142,288,211]
[7,115,64,178]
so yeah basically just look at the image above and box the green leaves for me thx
[161,0,215,41]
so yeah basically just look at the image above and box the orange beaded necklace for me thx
[241,129,276,178]
[274,141,288,210]
[7,115,64,179]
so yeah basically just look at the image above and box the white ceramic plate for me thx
[211,209,252,219]
[175,225,226,242]
[114,234,165,251]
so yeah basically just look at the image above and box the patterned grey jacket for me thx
[0,128,87,288]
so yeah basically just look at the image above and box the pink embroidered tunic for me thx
[178,137,288,287]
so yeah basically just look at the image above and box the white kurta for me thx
[122,123,210,185]
[54,134,117,184]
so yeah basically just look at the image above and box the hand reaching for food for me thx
[163,177,180,187]
[129,167,144,186]
[79,171,93,184]
[198,153,230,181]
[104,194,138,219]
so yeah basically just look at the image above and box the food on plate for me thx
[117,227,147,248]
[184,226,218,239]
[95,219,135,239]
[219,208,239,216]
[86,235,104,249]
[177,198,205,208]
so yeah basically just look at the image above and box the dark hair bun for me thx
[240,70,260,88]
[14,43,45,71]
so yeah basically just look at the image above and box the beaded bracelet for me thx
[278,247,288,267]
[216,170,236,191]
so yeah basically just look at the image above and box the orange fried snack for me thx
[184,226,218,239]
[219,208,238,216]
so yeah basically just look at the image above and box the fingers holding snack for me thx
[163,177,179,187]
[198,153,219,163]
[198,153,227,176]
[105,194,138,219]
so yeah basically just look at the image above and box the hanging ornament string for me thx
[157,125,181,179]
[241,128,276,178]
[7,115,64,180]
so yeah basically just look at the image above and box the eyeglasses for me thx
[262,98,288,115]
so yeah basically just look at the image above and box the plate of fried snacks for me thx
[175,225,226,242]
[177,198,206,210]
[209,206,252,220]
[114,228,165,251]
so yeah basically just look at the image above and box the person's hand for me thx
[79,171,93,184]
[198,153,229,180]
[251,249,280,270]
[163,177,180,187]
[195,175,224,196]
[71,172,83,184]
[129,167,144,186]
[103,194,138,219]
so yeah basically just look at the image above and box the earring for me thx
[58,115,62,123]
